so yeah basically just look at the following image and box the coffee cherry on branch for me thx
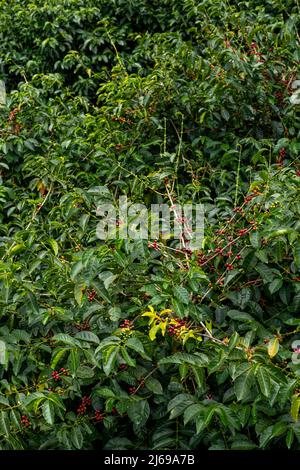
[60,367,69,376]
[77,404,86,415]
[77,396,92,415]
[21,415,31,428]
[87,288,96,302]
[120,319,133,329]
[225,263,234,271]
[94,410,104,422]
[51,370,60,381]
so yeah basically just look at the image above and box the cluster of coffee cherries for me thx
[118,363,127,371]
[248,42,264,62]
[120,319,133,329]
[128,386,137,395]
[167,317,189,337]
[87,289,96,302]
[112,115,133,125]
[94,409,104,422]
[148,240,159,251]
[51,368,69,382]
[74,320,90,331]
[8,107,19,123]
[21,415,30,428]
[276,148,286,166]
[51,370,60,382]
[77,396,92,415]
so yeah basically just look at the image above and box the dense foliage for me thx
[0,0,300,450]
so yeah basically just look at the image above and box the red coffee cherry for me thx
[51,370,60,381]
[21,415,31,428]
[95,410,104,422]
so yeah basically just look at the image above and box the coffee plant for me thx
[0,0,300,450]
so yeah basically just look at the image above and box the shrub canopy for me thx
[0,0,300,450]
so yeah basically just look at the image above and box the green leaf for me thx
[9,243,25,256]
[0,396,9,406]
[49,239,59,256]
[291,394,300,422]
[95,337,120,353]
[286,428,294,449]
[231,438,257,450]
[204,405,217,427]
[120,347,136,367]
[10,410,21,430]
[255,263,275,284]
[47,393,66,411]
[159,352,209,367]
[268,337,279,358]
[50,348,68,369]
[74,283,85,306]
[221,108,230,121]
[145,377,163,395]
[234,368,254,401]
[224,269,240,287]
[75,331,100,344]
[71,427,83,449]
[255,250,268,263]
[172,298,186,318]
[126,337,149,359]
[173,285,190,305]
[0,340,6,364]
[293,244,300,269]
[249,231,261,248]
[256,367,271,397]
[102,345,120,376]
[260,422,287,448]
[183,404,204,425]
[228,331,239,351]
[68,349,80,375]
[167,394,195,419]
[93,388,116,398]
[52,334,80,348]
[77,365,95,378]
[268,278,283,294]
[22,392,45,407]
[70,261,84,281]
[0,411,10,436]
[227,310,253,321]
[42,401,55,425]
[108,307,122,321]
[127,400,150,427]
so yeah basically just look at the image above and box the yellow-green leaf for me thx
[142,311,158,325]
[268,337,279,358]
[49,239,59,256]
[149,323,160,341]
[291,394,300,422]
[160,321,167,336]
[9,243,25,256]
[74,283,85,306]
